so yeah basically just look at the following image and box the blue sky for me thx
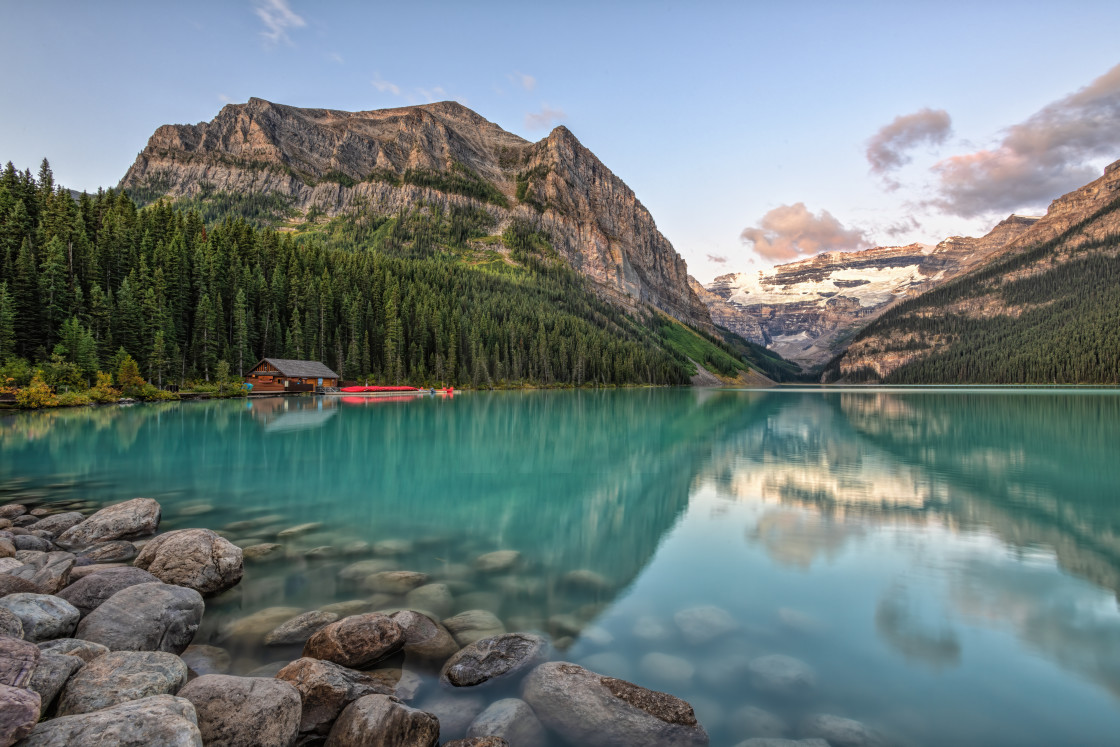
[2,1,1119,281]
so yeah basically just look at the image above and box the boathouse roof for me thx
[255,358,340,379]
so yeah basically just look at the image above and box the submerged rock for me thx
[473,551,520,573]
[441,633,550,688]
[639,652,695,686]
[325,693,439,747]
[241,543,284,563]
[56,498,161,549]
[338,559,397,581]
[276,657,392,736]
[673,606,739,646]
[390,610,459,665]
[733,740,829,747]
[179,674,301,747]
[466,697,546,746]
[417,691,487,736]
[747,655,816,696]
[265,610,339,646]
[521,661,709,746]
[18,694,202,746]
[363,571,430,595]
[56,650,188,716]
[798,714,885,747]
[442,610,506,647]
[405,583,454,618]
[445,739,509,747]
[302,613,405,669]
[219,607,303,643]
[181,645,231,676]
[0,593,79,642]
[134,529,243,596]
[728,705,788,739]
[75,582,203,654]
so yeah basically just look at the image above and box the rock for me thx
[466,698,546,746]
[276,657,392,736]
[67,563,129,581]
[18,694,202,746]
[0,540,13,559]
[363,571,430,595]
[521,661,709,746]
[303,613,405,669]
[27,651,83,714]
[561,569,612,592]
[372,539,414,556]
[338,559,396,581]
[0,594,79,642]
[36,639,108,664]
[548,614,584,638]
[178,504,213,517]
[0,575,39,598]
[56,650,188,716]
[473,551,520,573]
[134,529,243,596]
[179,674,301,747]
[321,600,374,616]
[220,607,304,642]
[303,545,337,559]
[405,584,453,618]
[0,636,39,687]
[56,498,161,549]
[445,739,509,747]
[242,543,284,563]
[640,652,695,686]
[442,610,506,647]
[265,610,339,646]
[441,633,549,688]
[0,682,40,745]
[276,523,322,539]
[364,668,421,701]
[417,691,486,736]
[74,540,137,564]
[734,740,830,747]
[0,506,26,520]
[75,582,203,654]
[6,552,74,594]
[389,610,459,665]
[325,693,439,747]
[11,516,37,528]
[728,705,788,739]
[0,609,22,640]
[673,606,739,646]
[0,560,22,575]
[56,566,161,617]
[13,536,52,553]
[181,645,231,675]
[747,655,816,695]
[28,513,85,538]
[798,714,884,747]
[245,661,289,677]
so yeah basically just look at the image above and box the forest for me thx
[0,159,782,400]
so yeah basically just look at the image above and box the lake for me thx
[2,388,1119,746]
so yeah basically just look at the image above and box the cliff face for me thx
[120,98,712,330]
[697,216,1039,368]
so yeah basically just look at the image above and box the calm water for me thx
[2,388,1120,746]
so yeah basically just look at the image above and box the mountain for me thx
[828,159,1120,383]
[695,215,1039,369]
[120,98,712,331]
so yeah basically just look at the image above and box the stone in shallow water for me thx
[218,607,303,643]
[338,559,397,581]
[441,633,550,688]
[0,593,80,642]
[798,714,885,747]
[321,600,374,617]
[372,539,414,556]
[178,674,301,747]
[0,682,41,745]
[178,504,213,517]
[674,605,740,646]
[134,529,244,596]
[728,705,788,739]
[18,694,201,746]
[27,651,83,715]
[181,645,231,676]
[444,739,509,747]
[326,693,439,747]
[241,544,285,564]
[276,523,322,539]
[405,583,454,618]
[56,650,188,716]
[56,498,161,549]
[276,657,392,736]
[520,662,709,747]
[747,655,816,696]
[390,610,460,665]
[265,610,339,646]
[466,697,546,746]
[56,566,161,617]
[561,569,613,592]
[734,740,830,747]
[473,550,520,573]
[302,613,404,669]
[442,610,506,648]
[417,691,486,738]
[363,571,430,595]
[367,668,423,701]
[75,582,203,655]
[640,652,695,686]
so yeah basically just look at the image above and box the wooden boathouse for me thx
[244,358,340,393]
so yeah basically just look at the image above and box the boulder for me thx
[728,705,788,739]
[673,606,739,646]
[0,575,40,598]
[325,694,439,747]
[276,523,322,539]
[27,651,83,714]
[363,571,430,595]
[17,694,202,746]
[466,698,546,746]
[521,661,709,746]
[56,650,187,716]
[134,529,243,596]
[302,613,404,669]
[219,607,304,643]
[242,543,284,563]
[75,582,203,654]
[0,594,79,642]
[0,506,25,520]
[561,569,613,592]
[13,536,52,553]
[747,655,816,696]
[445,739,509,747]
[178,674,301,747]
[366,668,423,701]
[389,610,459,665]
[28,513,85,538]
[36,639,108,664]
[416,691,486,736]
[338,559,396,581]
[442,610,506,647]
[405,584,454,618]
[74,541,137,564]
[473,551,520,573]
[265,610,339,646]
[180,645,231,675]
[56,566,161,617]
[0,560,22,575]
[0,636,39,687]
[56,498,161,549]
[67,563,128,581]
[0,609,22,640]
[0,682,40,745]
[798,714,884,747]
[441,633,549,688]
[0,540,13,559]
[6,552,74,594]
[275,657,392,736]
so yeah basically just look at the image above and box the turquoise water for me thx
[3,388,1120,746]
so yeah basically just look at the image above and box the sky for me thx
[2,0,1119,282]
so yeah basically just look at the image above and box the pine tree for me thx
[0,282,16,362]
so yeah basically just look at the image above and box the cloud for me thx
[740,203,868,261]
[371,73,401,96]
[217,93,233,104]
[328,52,344,65]
[706,254,728,264]
[932,63,1120,218]
[416,86,447,103]
[253,0,305,45]
[525,105,567,130]
[508,72,536,92]
[867,108,952,183]
[881,216,920,238]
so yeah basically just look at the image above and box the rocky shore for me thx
[0,497,879,746]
